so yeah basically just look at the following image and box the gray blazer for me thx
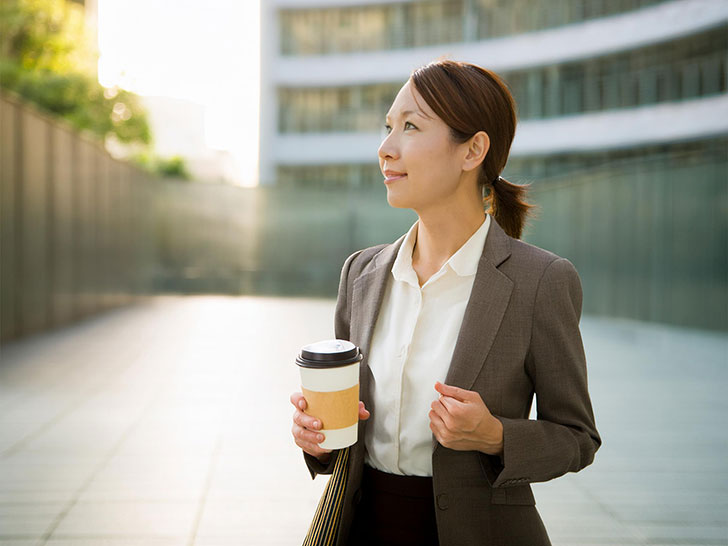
[304,215,602,546]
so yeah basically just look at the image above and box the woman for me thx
[290,59,601,546]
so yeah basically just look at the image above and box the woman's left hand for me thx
[429,381,504,456]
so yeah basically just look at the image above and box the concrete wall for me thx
[0,94,156,342]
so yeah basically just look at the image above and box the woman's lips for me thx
[384,173,407,183]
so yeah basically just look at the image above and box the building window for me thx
[280,0,668,56]
[278,25,727,133]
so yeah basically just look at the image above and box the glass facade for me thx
[277,136,727,189]
[268,4,727,331]
[271,137,727,331]
[278,25,727,133]
[279,84,401,133]
[277,163,382,189]
[510,24,727,118]
[280,0,667,56]
[507,135,728,182]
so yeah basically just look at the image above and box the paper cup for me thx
[296,339,363,449]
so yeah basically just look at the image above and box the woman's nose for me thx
[378,134,399,161]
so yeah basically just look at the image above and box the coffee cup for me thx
[296,339,363,450]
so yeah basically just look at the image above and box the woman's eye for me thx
[383,122,415,134]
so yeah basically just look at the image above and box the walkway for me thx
[0,295,726,545]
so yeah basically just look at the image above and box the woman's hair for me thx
[410,59,536,240]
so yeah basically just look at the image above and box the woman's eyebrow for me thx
[385,109,425,122]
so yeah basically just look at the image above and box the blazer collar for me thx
[351,213,513,376]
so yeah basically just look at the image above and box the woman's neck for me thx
[411,202,486,285]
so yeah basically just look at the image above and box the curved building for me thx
[261,0,727,185]
[259,0,728,330]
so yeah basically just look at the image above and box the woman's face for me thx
[378,79,471,211]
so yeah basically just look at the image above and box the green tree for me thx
[0,0,151,145]
[133,151,190,180]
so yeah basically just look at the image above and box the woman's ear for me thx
[463,131,490,172]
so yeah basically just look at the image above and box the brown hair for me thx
[410,59,536,240]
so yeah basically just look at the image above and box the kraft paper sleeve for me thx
[302,384,359,430]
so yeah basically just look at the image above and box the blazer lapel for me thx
[351,235,404,407]
[444,216,514,391]
[351,237,402,361]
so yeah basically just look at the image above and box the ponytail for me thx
[483,175,538,240]
[410,60,538,240]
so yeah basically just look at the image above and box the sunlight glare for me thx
[97,0,260,186]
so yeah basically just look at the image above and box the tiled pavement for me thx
[0,295,726,545]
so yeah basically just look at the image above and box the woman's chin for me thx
[385,189,411,209]
[386,198,410,209]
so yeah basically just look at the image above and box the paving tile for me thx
[634,523,728,542]
[196,498,312,536]
[0,296,725,545]
[78,455,210,503]
[609,502,728,525]
[0,492,74,504]
[51,500,198,537]
[43,536,181,546]
[0,502,62,536]
[0,461,95,491]
[114,422,219,459]
[551,542,643,545]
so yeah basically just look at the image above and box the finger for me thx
[428,409,448,442]
[359,401,370,420]
[292,422,326,446]
[293,409,322,431]
[438,394,467,416]
[430,398,456,430]
[292,424,332,457]
[434,381,473,402]
[295,435,332,458]
[290,392,307,410]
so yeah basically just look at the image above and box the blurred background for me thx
[1,1,727,545]
[2,0,726,339]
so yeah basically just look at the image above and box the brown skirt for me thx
[347,464,440,546]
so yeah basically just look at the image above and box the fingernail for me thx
[298,400,305,409]
[318,434,324,442]
[314,421,320,429]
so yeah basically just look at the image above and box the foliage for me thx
[132,151,190,180]
[0,0,151,145]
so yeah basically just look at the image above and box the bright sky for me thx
[97,0,260,186]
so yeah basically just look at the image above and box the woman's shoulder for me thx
[341,242,392,276]
[338,231,409,285]
[505,236,580,284]
[509,236,562,264]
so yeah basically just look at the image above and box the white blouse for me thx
[364,213,491,476]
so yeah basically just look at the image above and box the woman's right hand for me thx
[290,391,370,463]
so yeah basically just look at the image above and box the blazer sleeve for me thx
[484,257,602,488]
[302,249,363,479]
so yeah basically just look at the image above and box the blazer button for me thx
[353,489,362,505]
[436,493,450,510]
